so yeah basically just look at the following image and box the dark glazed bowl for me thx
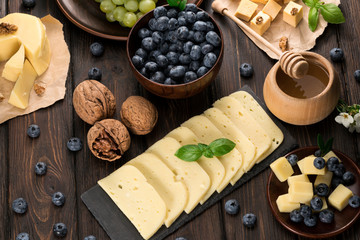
[126,6,224,99]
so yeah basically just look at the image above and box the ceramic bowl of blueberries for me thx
[267,147,360,238]
[127,4,224,99]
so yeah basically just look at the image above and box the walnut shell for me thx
[87,119,131,162]
[120,96,158,135]
[73,80,116,125]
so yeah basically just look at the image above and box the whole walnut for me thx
[87,119,131,161]
[73,80,116,125]
[120,96,158,135]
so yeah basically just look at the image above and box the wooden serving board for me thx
[81,85,298,240]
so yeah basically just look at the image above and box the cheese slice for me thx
[213,96,272,164]
[230,91,284,162]
[127,153,188,227]
[167,126,225,204]
[2,44,25,82]
[182,115,243,192]
[204,107,256,175]
[147,137,211,213]
[8,60,38,109]
[0,35,20,61]
[98,165,166,240]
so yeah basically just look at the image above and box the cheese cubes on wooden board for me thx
[98,90,284,239]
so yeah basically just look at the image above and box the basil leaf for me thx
[319,4,345,24]
[203,147,214,158]
[175,145,203,162]
[323,137,334,156]
[208,138,236,156]
[308,7,319,32]
[317,134,325,153]
[198,143,208,152]
[302,0,316,8]
[178,0,187,11]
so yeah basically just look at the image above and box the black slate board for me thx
[81,85,298,240]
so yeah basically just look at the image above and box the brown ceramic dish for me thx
[267,147,360,238]
[126,6,224,99]
[55,0,203,41]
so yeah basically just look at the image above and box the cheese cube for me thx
[287,174,309,187]
[250,11,271,36]
[0,35,20,62]
[276,193,300,212]
[262,0,282,21]
[323,151,341,162]
[234,0,258,22]
[302,156,326,175]
[283,1,303,27]
[314,170,333,187]
[251,0,268,4]
[270,157,294,182]
[2,44,25,82]
[288,181,313,203]
[328,184,353,211]
[297,157,307,173]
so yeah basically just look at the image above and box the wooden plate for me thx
[267,147,360,238]
[55,0,203,41]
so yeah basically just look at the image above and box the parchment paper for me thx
[0,15,70,124]
[224,0,341,59]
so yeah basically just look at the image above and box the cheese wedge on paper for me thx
[0,35,20,61]
[2,44,25,82]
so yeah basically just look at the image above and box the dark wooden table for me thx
[1,0,360,239]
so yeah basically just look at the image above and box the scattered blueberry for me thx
[242,213,257,228]
[314,149,321,157]
[84,236,96,240]
[349,195,360,208]
[240,63,254,78]
[299,204,312,218]
[289,209,303,223]
[334,163,345,177]
[331,176,344,188]
[319,209,334,223]
[90,42,104,57]
[315,183,329,197]
[88,67,102,81]
[12,198,28,214]
[67,137,83,152]
[354,70,360,83]
[342,171,355,185]
[35,162,47,176]
[327,156,339,172]
[52,192,66,207]
[286,154,298,166]
[27,124,40,138]
[304,214,317,227]
[53,223,67,238]
[154,6,167,19]
[330,48,344,62]
[224,199,240,215]
[310,197,323,211]
[313,157,325,169]
[138,28,152,39]
[16,232,30,240]
[22,0,36,8]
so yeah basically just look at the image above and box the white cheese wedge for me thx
[127,153,188,227]
[2,44,25,82]
[98,165,167,240]
[8,60,38,109]
[230,91,284,162]
[167,126,225,204]
[0,35,20,62]
[182,115,243,192]
[204,107,256,175]
[147,137,211,213]
[213,96,272,164]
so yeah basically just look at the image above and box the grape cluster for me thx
[95,0,157,28]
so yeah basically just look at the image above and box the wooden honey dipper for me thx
[211,0,309,79]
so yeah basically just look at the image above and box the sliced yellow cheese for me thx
[166,127,225,204]
[98,165,167,240]
[182,115,243,192]
[127,153,188,227]
[213,96,272,164]
[2,44,25,82]
[8,60,38,109]
[328,184,353,211]
[287,174,309,187]
[276,193,300,213]
[147,137,211,213]
[302,156,326,175]
[0,35,20,62]
[270,157,294,182]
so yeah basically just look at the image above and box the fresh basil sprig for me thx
[167,0,187,11]
[317,133,333,156]
[302,0,345,32]
[175,138,236,162]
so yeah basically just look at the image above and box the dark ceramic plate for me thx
[267,147,360,238]
[56,0,203,41]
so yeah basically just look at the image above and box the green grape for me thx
[113,6,127,22]
[123,12,137,27]
[106,11,116,22]
[112,0,124,5]
[136,12,144,20]
[124,0,139,12]
[100,0,116,13]
[139,0,155,13]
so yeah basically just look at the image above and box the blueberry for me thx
[149,50,161,62]
[157,16,169,31]
[185,11,196,24]
[315,183,329,197]
[159,42,169,54]
[27,124,40,138]
[289,209,303,223]
[189,61,200,71]
[354,70,360,83]
[177,26,189,40]
[327,157,339,172]
[166,52,179,65]
[313,157,325,169]
[150,71,166,83]
[224,199,240,215]
[242,213,257,228]
[187,30,195,41]
[206,22,215,31]
[304,214,317,227]
[197,66,208,77]
[67,137,82,152]
[185,3,198,13]
[164,78,177,85]
[169,43,178,52]
[178,11,186,18]
[240,63,254,78]
[319,209,334,223]
[135,48,147,59]
[196,11,209,21]
[334,163,345,177]
[175,41,184,52]
[154,6,167,19]
[342,171,355,185]
[35,162,47,176]
[190,45,202,60]
[142,37,156,51]
[164,64,174,76]
[310,197,323,211]
[178,16,186,26]
[286,154,298,166]
[166,31,178,43]
[178,53,191,65]
[184,71,198,83]
[140,67,149,78]
[330,48,344,62]
[16,232,30,240]
[299,204,312,218]
[193,21,207,31]
[88,67,102,80]
[84,235,96,240]
[349,195,360,208]
[90,42,104,57]
[206,31,221,47]
[183,41,194,54]
[156,55,169,68]
[145,61,158,72]
[193,31,205,43]
[201,44,213,55]
[152,31,164,45]
[167,8,178,18]
[203,52,217,68]
[169,18,179,31]
[53,223,67,238]
[175,237,188,240]
[169,66,186,79]
[12,198,28,214]
[331,176,344,188]
[148,18,157,31]
[22,0,36,8]
[132,55,144,69]
[138,28,152,39]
